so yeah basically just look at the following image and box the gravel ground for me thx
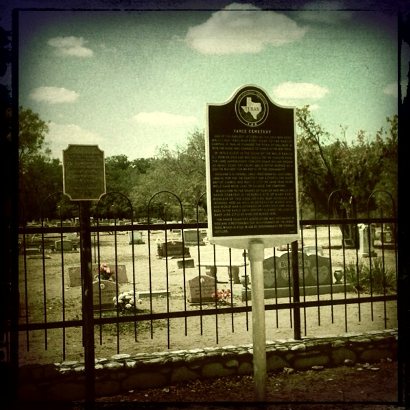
[90,358,403,410]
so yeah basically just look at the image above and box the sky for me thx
[2,0,410,160]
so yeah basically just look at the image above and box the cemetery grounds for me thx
[18,227,398,367]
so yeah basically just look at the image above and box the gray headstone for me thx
[263,256,280,288]
[93,280,118,310]
[92,264,128,283]
[187,275,216,303]
[308,254,332,285]
[276,252,312,287]
[68,264,128,287]
[55,239,73,251]
[129,231,145,244]
[183,229,204,246]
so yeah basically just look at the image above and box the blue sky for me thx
[2,0,409,160]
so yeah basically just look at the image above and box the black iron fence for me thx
[14,190,398,369]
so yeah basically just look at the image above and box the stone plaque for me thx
[63,145,106,201]
[187,275,216,303]
[93,280,117,310]
[206,85,299,249]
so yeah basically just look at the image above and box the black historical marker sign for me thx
[206,85,300,249]
[63,145,106,201]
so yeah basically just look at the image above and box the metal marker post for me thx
[79,201,95,405]
[249,240,266,401]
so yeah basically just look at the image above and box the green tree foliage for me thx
[18,106,397,224]
[296,106,397,218]
[96,155,156,219]
[18,107,63,223]
[130,130,206,221]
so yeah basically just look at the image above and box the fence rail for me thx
[16,215,398,366]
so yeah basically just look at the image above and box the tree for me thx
[130,130,206,221]
[18,107,63,223]
[296,106,397,218]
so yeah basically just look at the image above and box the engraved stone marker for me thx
[63,145,106,201]
[68,264,128,287]
[206,85,299,249]
[276,251,311,287]
[93,280,117,310]
[187,275,216,303]
[308,254,332,285]
[183,229,205,246]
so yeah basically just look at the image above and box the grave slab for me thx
[241,283,353,301]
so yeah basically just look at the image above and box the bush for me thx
[344,258,396,294]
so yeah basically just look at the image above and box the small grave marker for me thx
[308,254,332,285]
[187,275,216,303]
[68,264,128,287]
[183,229,205,246]
[157,241,190,258]
[177,258,195,269]
[129,231,145,244]
[93,280,117,310]
[55,239,73,251]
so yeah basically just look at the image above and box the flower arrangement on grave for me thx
[113,291,142,313]
[212,288,231,305]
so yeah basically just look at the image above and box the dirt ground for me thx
[17,227,402,408]
[18,227,398,367]
[18,227,398,365]
[89,359,402,409]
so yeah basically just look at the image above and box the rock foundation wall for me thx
[18,329,397,402]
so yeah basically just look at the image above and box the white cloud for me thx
[131,112,197,127]
[383,82,398,98]
[185,2,306,55]
[48,36,93,57]
[272,82,329,100]
[29,86,79,104]
[47,122,103,159]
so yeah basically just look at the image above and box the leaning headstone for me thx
[187,275,216,303]
[93,280,118,310]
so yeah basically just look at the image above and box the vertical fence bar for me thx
[291,241,301,340]
[212,244,219,344]
[79,201,95,405]
[273,247,279,328]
